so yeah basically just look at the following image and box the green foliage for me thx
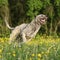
[0,0,60,36]
[54,0,60,17]
[42,0,51,8]
[0,0,8,6]
[54,0,60,6]
[26,0,43,19]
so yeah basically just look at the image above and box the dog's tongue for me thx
[41,20,45,22]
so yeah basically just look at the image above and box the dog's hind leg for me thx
[9,23,27,44]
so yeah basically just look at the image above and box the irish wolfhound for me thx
[8,14,47,44]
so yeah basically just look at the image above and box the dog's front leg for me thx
[31,27,40,38]
[21,32,27,42]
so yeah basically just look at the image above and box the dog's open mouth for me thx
[41,19,45,22]
[40,17,47,24]
[40,19,46,24]
[41,19,45,23]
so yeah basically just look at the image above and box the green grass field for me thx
[0,35,60,60]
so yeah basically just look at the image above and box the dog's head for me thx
[36,14,47,25]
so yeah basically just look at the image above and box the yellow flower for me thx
[30,57,32,60]
[1,40,4,43]
[38,58,40,60]
[40,42,43,44]
[12,53,16,57]
[31,53,35,57]
[37,54,41,58]
[0,49,2,53]
[41,52,44,54]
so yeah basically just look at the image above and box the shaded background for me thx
[0,0,60,37]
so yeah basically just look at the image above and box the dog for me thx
[9,14,47,44]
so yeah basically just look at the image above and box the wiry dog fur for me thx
[9,14,47,44]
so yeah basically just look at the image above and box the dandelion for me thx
[12,53,16,57]
[31,53,35,57]
[40,42,43,44]
[1,40,4,43]
[37,54,41,58]
[12,51,16,57]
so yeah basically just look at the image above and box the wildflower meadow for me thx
[0,35,60,60]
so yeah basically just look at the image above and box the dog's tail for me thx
[4,17,14,30]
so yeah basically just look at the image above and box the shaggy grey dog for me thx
[8,14,47,44]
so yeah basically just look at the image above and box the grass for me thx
[0,35,60,60]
